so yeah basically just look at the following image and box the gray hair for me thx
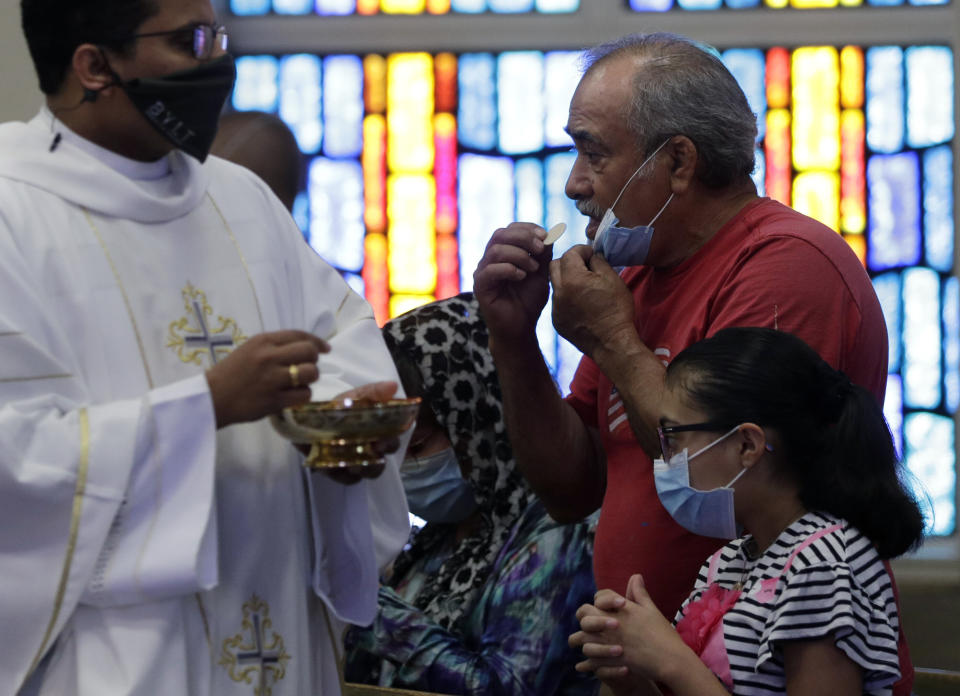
[582,33,758,189]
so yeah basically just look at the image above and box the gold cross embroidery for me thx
[167,283,247,366]
[220,595,291,696]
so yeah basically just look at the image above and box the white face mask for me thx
[652,426,749,540]
[593,139,673,269]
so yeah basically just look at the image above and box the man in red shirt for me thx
[473,32,912,694]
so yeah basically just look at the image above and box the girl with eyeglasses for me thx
[570,326,924,696]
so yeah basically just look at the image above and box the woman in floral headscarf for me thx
[344,293,598,696]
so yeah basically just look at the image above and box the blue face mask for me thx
[653,426,748,540]
[400,448,478,524]
[594,139,673,269]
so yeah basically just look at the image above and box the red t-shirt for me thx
[566,198,913,691]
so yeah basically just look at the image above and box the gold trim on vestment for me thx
[0,373,73,383]
[22,408,91,683]
[207,193,266,333]
[83,208,156,389]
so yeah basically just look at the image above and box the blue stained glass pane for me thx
[545,152,582,258]
[867,152,921,270]
[678,0,721,8]
[458,154,515,290]
[292,191,309,236]
[865,47,904,154]
[538,293,558,376]
[307,158,365,272]
[231,0,271,14]
[515,158,545,227]
[873,273,902,372]
[924,146,954,272]
[233,56,279,112]
[629,0,674,9]
[317,0,356,13]
[725,0,761,7]
[342,272,365,298]
[904,412,956,536]
[906,46,954,148]
[723,49,766,139]
[322,55,363,158]
[458,54,497,150]
[867,0,903,5]
[273,0,313,12]
[752,148,766,197]
[944,277,960,413]
[910,0,948,5]
[544,51,582,147]
[489,0,534,9]
[279,55,322,153]
[452,0,486,11]
[498,52,545,154]
[884,374,903,459]
[556,334,582,395]
[902,267,942,409]
[536,0,579,9]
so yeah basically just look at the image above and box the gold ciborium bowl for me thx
[270,397,421,470]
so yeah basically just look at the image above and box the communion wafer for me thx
[544,222,566,245]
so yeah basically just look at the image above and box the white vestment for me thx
[0,110,410,696]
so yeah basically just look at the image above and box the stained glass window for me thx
[230,41,956,536]
[230,0,579,13]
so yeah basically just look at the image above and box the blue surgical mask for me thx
[401,448,477,524]
[653,426,748,540]
[594,139,673,269]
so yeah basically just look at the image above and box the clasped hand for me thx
[569,574,690,692]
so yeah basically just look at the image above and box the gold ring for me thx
[289,364,300,388]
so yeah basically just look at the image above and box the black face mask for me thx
[115,54,236,162]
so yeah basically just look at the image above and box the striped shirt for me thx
[674,511,901,695]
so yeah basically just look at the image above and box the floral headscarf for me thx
[382,293,533,631]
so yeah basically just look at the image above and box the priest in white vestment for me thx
[2,1,411,694]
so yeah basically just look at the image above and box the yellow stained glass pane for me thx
[427,0,452,11]
[382,0,427,12]
[792,47,840,171]
[843,234,867,267]
[388,174,436,294]
[793,171,840,232]
[840,46,864,109]
[364,55,387,114]
[390,294,436,319]
[357,0,379,13]
[765,0,788,9]
[387,53,434,173]
[791,0,837,8]
[363,233,390,326]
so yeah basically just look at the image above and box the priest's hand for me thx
[323,380,401,485]
[206,330,329,428]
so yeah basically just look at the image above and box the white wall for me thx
[0,3,43,123]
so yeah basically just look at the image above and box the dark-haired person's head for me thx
[21,0,159,96]
[211,111,304,212]
[665,326,924,559]
[21,0,232,163]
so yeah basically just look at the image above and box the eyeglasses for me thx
[657,422,730,460]
[107,23,229,61]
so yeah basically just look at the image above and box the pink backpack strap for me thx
[778,523,844,579]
